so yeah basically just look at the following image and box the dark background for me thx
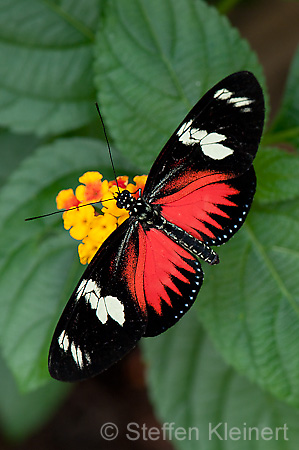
[1,0,298,449]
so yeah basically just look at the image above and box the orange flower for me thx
[108,175,129,190]
[78,237,101,265]
[56,189,80,210]
[78,214,118,264]
[88,214,118,242]
[63,205,95,240]
[132,175,147,194]
[76,171,109,203]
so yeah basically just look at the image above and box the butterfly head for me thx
[116,189,135,211]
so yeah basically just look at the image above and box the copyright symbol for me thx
[100,422,119,440]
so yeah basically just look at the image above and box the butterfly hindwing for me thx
[48,220,147,381]
[153,166,257,246]
[134,225,204,337]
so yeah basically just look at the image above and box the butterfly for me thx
[48,71,264,381]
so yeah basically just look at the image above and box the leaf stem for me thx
[217,0,244,15]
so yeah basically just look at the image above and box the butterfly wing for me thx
[48,219,147,381]
[143,71,264,245]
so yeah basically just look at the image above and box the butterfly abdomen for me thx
[160,220,219,265]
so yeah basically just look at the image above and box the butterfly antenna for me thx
[95,103,120,193]
[25,198,115,221]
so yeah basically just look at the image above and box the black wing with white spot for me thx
[143,71,264,203]
[48,220,147,381]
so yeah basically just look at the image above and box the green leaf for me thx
[94,0,265,170]
[0,353,68,441]
[143,313,299,450]
[0,0,101,136]
[198,178,299,407]
[267,47,299,148]
[254,146,299,203]
[0,137,131,391]
[0,130,39,185]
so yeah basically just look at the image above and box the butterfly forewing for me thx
[143,71,264,202]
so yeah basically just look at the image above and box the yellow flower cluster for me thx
[56,172,147,264]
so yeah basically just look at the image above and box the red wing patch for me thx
[153,168,256,246]
[141,228,195,314]
[133,226,203,337]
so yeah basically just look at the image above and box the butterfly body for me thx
[117,189,219,264]
[49,71,264,381]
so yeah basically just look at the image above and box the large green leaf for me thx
[94,0,265,170]
[143,313,299,450]
[0,137,131,391]
[197,150,299,407]
[0,0,101,136]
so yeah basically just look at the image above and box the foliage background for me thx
[0,0,298,449]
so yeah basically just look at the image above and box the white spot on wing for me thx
[89,291,99,310]
[202,143,233,160]
[177,121,207,146]
[214,88,254,110]
[85,279,101,297]
[201,131,234,160]
[105,296,125,326]
[96,299,108,324]
[178,123,234,160]
[177,119,193,144]
[228,96,253,107]
[201,132,226,145]
[71,342,77,363]
[80,279,126,326]
[214,88,233,100]
[77,346,83,368]
[76,279,87,300]
[71,342,84,368]
[58,331,69,351]
[189,128,207,142]
[92,296,125,326]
